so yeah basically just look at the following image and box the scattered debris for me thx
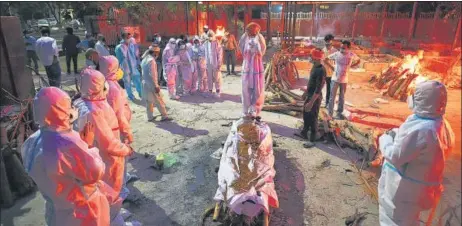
[345,210,368,226]
[344,169,353,173]
[221,122,233,127]
[345,101,356,107]
[373,98,389,104]
[351,84,361,89]
[319,159,331,169]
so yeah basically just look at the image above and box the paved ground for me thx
[1,59,460,226]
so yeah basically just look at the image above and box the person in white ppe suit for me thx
[378,80,454,226]
[73,68,134,224]
[162,38,181,100]
[177,40,195,95]
[21,87,110,226]
[141,47,172,122]
[191,36,207,92]
[239,22,267,117]
[204,30,223,98]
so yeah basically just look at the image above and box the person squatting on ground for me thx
[115,32,142,101]
[62,27,81,75]
[327,40,360,118]
[162,38,181,100]
[191,36,207,93]
[176,40,196,95]
[322,34,337,108]
[73,69,134,222]
[204,30,223,98]
[239,22,267,116]
[23,30,40,75]
[35,28,62,87]
[299,48,326,148]
[141,47,172,122]
[377,80,454,226]
[21,87,110,226]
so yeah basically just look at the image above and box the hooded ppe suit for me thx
[73,68,133,222]
[162,38,180,100]
[177,42,195,94]
[239,33,266,116]
[115,39,142,100]
[99,56,133,143]
[378,80,455,226]
[191,36,207,92]
[204,31,223,94]
[22,87,110,226]
[141,53,168,120]
[98,56,136,202]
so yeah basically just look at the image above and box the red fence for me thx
[95,4,461,47]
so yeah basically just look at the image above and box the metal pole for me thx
[281,2,286,47]
[207,1,210,27]
[286,2,291,47]
[291,2,297,49]
[310,3,315,40]
[430,5,441,40]
[185,2,189,35]
[234,2,238,38]
[196,1,199,35]
[380,3,387,38]
[266,1,271,43]
[452,17,461,50]
[351,4,360,40]
[407,1,418,43]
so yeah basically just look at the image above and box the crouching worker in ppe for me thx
[239,22,267,116]
[141,47,172,122]
[73,68,135,224]
[214,112,279,221]
[177,40,195,95]
[191,36,207,93]
[21,87,110,226]
[204,30,223,98]
[162,38,181,100]
[378,80,454,226]
[98,55,139,201]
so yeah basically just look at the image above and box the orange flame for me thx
[216,26,225,37]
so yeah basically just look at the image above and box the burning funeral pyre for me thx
[371,50,462,101]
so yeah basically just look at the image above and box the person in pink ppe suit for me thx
[378,80,455,225]
[73,68,133,221]
[98,55,140,202]
[239,22,267,117]
[21,87,110,226]
[204,30,223,98]
[98,55,133,143]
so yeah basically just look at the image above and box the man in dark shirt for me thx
[62,27,81,75]
[300,48,326,148]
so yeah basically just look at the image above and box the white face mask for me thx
[407,95,414,110]
[180,45,186,49]
[69,107,79,124]
[156,37,161,42]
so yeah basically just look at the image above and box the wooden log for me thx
[281,89,303,101]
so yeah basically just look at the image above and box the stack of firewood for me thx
[370,60,421,101]
[0,102,36,208]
